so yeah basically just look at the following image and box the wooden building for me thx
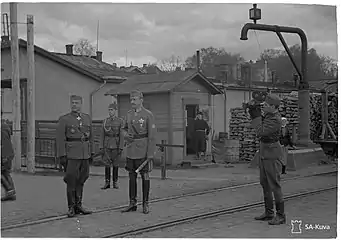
[105,69,222,165]
[1,38,138,122]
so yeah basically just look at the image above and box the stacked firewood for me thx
[229,93,338,161]
[229,108,259,161]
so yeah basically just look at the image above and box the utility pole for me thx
[10,3,22,171]
[27,14,35,173]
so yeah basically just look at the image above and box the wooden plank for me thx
[10,3,22,171]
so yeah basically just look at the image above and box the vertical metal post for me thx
[161,140,167,180]
[10,3,21,171]
[27,14,35,173]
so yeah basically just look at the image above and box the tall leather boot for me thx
[75,186,92,215]
[1,174,16,201]
[142,180,150,214]
[121,173,137,212]
[67,190,76,218]
[101,167,111,189]
[112,166,119,189]
[255,196,274,221]
[269,202,286,225]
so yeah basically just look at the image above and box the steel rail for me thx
[1,170,337,231]
[104,186,337,238]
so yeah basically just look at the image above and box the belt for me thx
[66,137,89,142]
[105,134,119,137]
[196,130,206,132]
[133,133,148,139]
[261,139,279,144]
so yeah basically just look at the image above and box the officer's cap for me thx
[130,90,143,98]
[265,94,281,106]
[108,102,118,110]
[70,95,82,102]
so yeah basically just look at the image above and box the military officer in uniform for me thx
[1,112,16,201]
[121,90,156,214]
[56,95,93,218]
[249,94,286,225]
[99,102,124,189]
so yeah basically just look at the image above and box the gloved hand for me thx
[89,152,95,164]
[124,133,134,145]
[59,156,68,172]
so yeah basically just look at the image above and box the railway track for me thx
[104,186,337,238]
[1,170,337,231]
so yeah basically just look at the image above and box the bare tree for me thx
[73,38,96,56]
[157,55,184,72]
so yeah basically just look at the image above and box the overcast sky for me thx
[1,3,337,67]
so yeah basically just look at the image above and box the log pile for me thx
[229,93,338,161]
[229,108,259,161]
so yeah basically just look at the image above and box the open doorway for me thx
[185,104,198,155]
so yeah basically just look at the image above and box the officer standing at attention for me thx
[56,95,93,218]
[121,90,156,214]
[1,112,16,201]
[249,94,286,225]
[99,102,124,189]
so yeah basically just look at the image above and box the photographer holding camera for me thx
[248,93,286,225]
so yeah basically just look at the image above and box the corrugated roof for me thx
[53,53,137,78]
[105,70,222,95]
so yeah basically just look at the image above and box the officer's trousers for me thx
[125,158,151,204]
[259,158,283,214]
[63,159,90,208]
[1,156,15,195]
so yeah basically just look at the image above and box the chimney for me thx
[196,50,200,71]
[112,62,117,68]
[65,44,73,55]
[96,51,102,61]
[143,64,147,68]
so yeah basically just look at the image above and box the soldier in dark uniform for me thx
[193,112,209,159]
[121,90,156,214]
[99,102,124,189]
[249,94,286,225]
[56,95,93,218]
[1,113,16,201]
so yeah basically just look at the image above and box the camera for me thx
[242,91,268,118]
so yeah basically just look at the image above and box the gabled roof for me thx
[105,70,222,96]
[1,39,127,83]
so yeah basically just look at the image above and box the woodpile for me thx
[229,93,338,161]
[229,108,259,161]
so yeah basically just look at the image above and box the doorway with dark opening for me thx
[185,104,198,156]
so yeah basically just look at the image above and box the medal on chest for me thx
[138,117,145,127]
[76,115,83,127]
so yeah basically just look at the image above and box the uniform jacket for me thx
[123,106,156,159]
[250,111,283,161]
[56,112,94,160]
[1,121,14,159]
[99,116,124,150]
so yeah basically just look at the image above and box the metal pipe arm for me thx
[240,23,308,89]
